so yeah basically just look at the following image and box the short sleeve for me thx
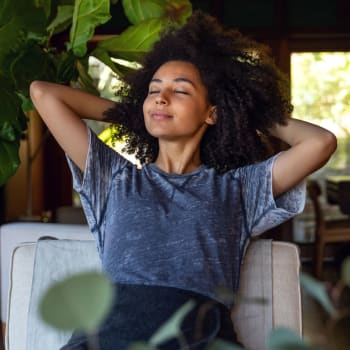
[66,128,129,242]
[236,153,306,236]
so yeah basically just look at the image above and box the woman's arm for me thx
[269,118,337,197]
[30,81,116,171]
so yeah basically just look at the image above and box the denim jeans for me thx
[60,284,240,350]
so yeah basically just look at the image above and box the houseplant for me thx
[0,0,192,186]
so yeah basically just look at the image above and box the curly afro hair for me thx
[103,11,292,173]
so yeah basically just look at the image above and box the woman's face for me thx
[143,60,216,142]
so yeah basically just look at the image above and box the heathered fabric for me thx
[67,128,305,307]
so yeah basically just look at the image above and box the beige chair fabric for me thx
[232,240,302,349]
[5,239,302,350]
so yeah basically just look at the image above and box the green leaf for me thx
[76,59,99,95]
[9,43,56,97]
[207,338,244,350]
[17,93,35,113]
[55,51,79,83]
[122,0,165,24]
[0,6,47,68]
[47,5,74,35]
[267,328,316,350]
[34,0,52,18]
[341,256,350,287]
[91,48,135,77]
[39,271,114,332]
[149,300,195,346]
[97,18,168,62]
[299,273,335,316]
[69,0,111,57]
[165,0,192,25]
[0,74,27,135]
[0,140,21,187]
[121,0,191,25]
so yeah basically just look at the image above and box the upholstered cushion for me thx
[0,223,92,323]
[26,240,101,350]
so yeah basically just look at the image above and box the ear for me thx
[206,106,218,125]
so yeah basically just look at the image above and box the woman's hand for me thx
[269,118,337,197]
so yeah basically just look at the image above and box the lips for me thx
[151,111,173,120]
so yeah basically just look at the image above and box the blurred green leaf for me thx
[300,273,335,316]
[69,0,111,57]
[149,300,195,346]
[208,338,244,350]
[122,0,165,24]
[267,328,316,350]
[76,59,99,95]
[39,271,114,332]
[9,43,56,97]
[0,140,21,187]
[165,0,192,25]
[341,256,350,287]
[34,0,52,19]
[91,48,135,77]
[97,18,168,62]
[55,51,78,83]
[47,5,74,35]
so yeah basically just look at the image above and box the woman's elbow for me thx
[29,80,46,103]
[319,129,337,163]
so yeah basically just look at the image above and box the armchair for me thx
[3,237,302,350]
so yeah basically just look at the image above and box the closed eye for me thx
[148,90,159,95]
[174,90,189,95]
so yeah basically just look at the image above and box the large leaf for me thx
[39,271,114,332]
[149,300,195,347]
[122,0,165,24]
[300,273,335,316]
[97,18,167,62]
[0,75,26,185]
[165,0,192,25]
[122,0,191,25]
[267,328,318,350]
[91,48,136,77]
[34,0,52,18]
[55,51,79,83]
[0,6,47,69]
[69,0,111,57]
[76,58,99,95]
[0,140,21,187]
[9,43,56,97]
[47,5,74,35]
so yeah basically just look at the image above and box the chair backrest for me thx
[5,239,302,350]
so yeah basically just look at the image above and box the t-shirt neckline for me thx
[148,163,207,178]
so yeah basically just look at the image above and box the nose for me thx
[155,92,168,105]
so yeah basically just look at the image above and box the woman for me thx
[30,11,336,350]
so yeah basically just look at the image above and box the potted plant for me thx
[0,0,192,187]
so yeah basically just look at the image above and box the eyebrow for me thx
[150,77,196,87]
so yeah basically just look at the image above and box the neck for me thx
[155,140,202,174]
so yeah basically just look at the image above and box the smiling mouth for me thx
[151,112,173,120]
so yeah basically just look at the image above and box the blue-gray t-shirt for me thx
[67,128,305,307]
